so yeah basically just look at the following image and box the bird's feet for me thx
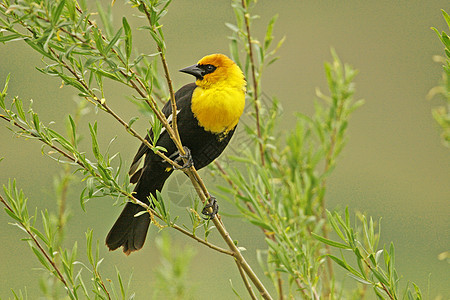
[172,146,194,170]
[202,194,219,220]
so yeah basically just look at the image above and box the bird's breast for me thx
[191,86,245,134]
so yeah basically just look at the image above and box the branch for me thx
[0,194,74,297]
[235,261,258,300]
[241,0,265,167]
[140,5,272,299]
[0,114,231,258]
[0,3,273,299]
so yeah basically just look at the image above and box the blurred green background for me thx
[1,0,449,298]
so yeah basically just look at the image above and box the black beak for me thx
[179,64,204,80]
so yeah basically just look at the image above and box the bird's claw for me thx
[173,146,194,170]
[202,195,219,220]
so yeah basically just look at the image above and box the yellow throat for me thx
[191,54,246,134]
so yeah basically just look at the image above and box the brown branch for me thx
[46,46,183,171]
[0,114,232,258]
[241,0,265,167]
[158,46,181,143]
[2,3,273,299]
[363,258,394,300]
[170,223,233,256]
[141,3,182,149]
[294,278,317,300]
[140,5,272,298]
[235,260,258,300]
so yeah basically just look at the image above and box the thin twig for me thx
[0,114,231,258]
[364,258,395,300]
[235,261,258,300]
[171,223,234,256]
[294,278,317,300]
[46,46,182,170]
[140,5,272,299]
[0,195,74,296]
[2,3,273,299]
[241,0,265,167]
[141,3,182,149]
[319,98,346,286]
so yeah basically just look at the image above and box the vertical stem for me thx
[235,261,258,300]
[319,99,345,289]
[241,0,265,167]
[276,272,284,300]
[157,45,182,145]
[140,6,272,298]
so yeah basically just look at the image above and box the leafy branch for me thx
[313,209,423,300]
[0,0,272,298]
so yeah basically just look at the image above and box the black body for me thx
[105,83,235,254]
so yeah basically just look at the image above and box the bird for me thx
[105,54,246,255]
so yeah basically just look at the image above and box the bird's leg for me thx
[172,146,194,170]
[202,194,219,220]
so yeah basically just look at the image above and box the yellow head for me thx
[180,54,246,90]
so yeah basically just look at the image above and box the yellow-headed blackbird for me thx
[106,54,246,254]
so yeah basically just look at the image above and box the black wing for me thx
[128,83,197,183]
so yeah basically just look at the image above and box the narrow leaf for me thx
[122,17,132,61]
[104,28,123,54]
[312,232,351,249]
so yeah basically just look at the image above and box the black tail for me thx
[105,201,150,255]
[105,166,171,255]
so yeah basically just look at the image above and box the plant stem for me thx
[0,114,231,258]
[139,5,272,299]
[241,0,265,167]
[319,98,346,286]
[235,261,258,300]
[1,3,273,298]
[0,194,76,298]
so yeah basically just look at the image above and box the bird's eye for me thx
[202,64,217,75]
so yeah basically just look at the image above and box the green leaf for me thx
[229,38,242,69]
[0,33,24,43]
[128,116,139,128]
[14,98,26,121]
[68,115,77,148]
[347,272,371,285]
[134,210,148,217]
[371,268,389,286]
[89,122,102,161]
[31,246,51,271]
[122,17,132,62]
[225,22,240,33]
[327,210,346,241]
[4,207,22,222]
[264,14,278,50]
[1,73,10,99]
[92,67,121,82]
[104,28,123,55]
[116,266,126,299]
[59,73,89,94]
[32,112,41,134]
[312,232,351,249]
[52,0,66,25]
[24,39,55,60]
[328,254,350,270]
[248,219,272,231]
[147,29,164,50]
[96,1,113,38]
[327,255,357,278]
[80,188,87,212]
